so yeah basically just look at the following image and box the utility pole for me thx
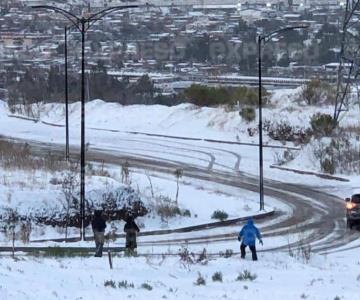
[65,26,69,161]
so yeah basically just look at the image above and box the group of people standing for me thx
[91,211,263,261]
[91,210,140,257]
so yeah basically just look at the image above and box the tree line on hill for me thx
[4,62,265,111]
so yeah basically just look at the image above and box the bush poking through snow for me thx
[154,195,189,220]
[140,283,153,291]
[310,113,337,137]
[240,107,256,122]
[194,272,206,286]
[212,272,223,282]
[118,280,135,289]
[268,121,312,144]
[211,210,228,221]
[182,209,191,217]
[225,249,234,258]
[236,270,257,281]
[288,234,312,264]
[178,246,194,265]
[298,79,335,106]
[196,248,208,264]
[312,136,360,174]
[219,249,234,258]
[273,149,296,165]
[104,280,116,288]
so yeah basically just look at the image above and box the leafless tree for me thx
[61,170,79,239]
[174,168,183,205]
[121,161,131,185]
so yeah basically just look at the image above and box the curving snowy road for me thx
[2,133,356,255]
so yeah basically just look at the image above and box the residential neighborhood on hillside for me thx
[0,0,348,102]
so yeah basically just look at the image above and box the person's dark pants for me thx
[240,243,258,261]
[94,230,105,257]
[125,232,137,251]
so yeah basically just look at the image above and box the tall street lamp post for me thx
[32,4,139,240]
[258,25,308,211]
[64,26,69,161]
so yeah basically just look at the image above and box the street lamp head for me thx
[261,24,309,42]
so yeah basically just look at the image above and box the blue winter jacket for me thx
[238,218,262,246]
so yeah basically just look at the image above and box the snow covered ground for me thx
[1,249,360,300]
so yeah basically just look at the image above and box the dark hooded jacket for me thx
[124,218,140,234]
[92,211,106,232]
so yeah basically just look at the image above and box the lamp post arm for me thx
[261,25,309,43]
[31,5,81,30]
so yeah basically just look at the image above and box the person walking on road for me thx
[238,217,263,261]
[92,210,107,257]
[124,215,140,252]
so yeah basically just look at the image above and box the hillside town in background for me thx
[0,0,347,104]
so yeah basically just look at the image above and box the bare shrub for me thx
[0,140,65,172]
[313,135,360,174]
[140,283,153,291]
[310,113,337,137]
[288,233,312,264]
[299,80,335,106]
[212,272,223,282]
[211,210,228,221]
[236,270,257,281]
[2,208,22,257]
[88,161,110,177]
[268,121,312,144]
[178,246,194,265]
[240,107,256,122]
[118,280,135,289]
[104,280,116,288]
[196,248,208,264]
[273,149,296,165]
[153,195,189,220]
[145,172,154,198]
[299,243,312,263]
[121,161,131,184]
[219,249,234,258]
[19,220,32,244]
[194,272,206,286]
[61,170,80,239]
[9,102,44,120]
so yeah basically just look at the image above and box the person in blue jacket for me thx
[238,218,263,261]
